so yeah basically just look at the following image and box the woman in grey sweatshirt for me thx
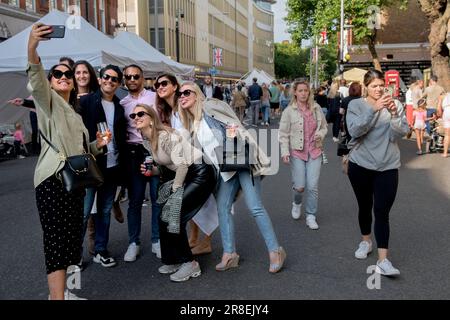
[346,69,409,277]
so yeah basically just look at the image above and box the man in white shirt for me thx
[201,74,214,99]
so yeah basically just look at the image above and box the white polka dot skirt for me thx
[35,175,85,274]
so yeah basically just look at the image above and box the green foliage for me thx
[286,0,409,43]
[274,42,309,80]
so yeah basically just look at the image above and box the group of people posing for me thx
[26,23,414,300]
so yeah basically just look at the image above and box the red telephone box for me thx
[385,70,400,97]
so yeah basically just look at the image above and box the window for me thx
[49,0,57,10]
[158,27,165,54]
[61,0,69,12]
[93,0,98,28]
[26,0,36,11]
[157,0,164,14]
[99,0,106,32]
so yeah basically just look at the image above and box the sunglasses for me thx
[124,74,141,81]
[52,69,74,79]
[129,111,150,119]
[102,74,120,83]
[177,89,195,98]
[154,80,170,89]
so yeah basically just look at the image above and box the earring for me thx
[150,122,153,126]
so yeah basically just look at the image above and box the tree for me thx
[418,0,450,90]
[286,0,407,71]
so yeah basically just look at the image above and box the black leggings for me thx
[159,162,217,265]
[347,161,398,249]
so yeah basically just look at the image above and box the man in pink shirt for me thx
[119,64,161,262]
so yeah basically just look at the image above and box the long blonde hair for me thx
[177,81,206,134]
[134,104,173,152]
[290,80,315,110]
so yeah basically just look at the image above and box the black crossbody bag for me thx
[39,130,104,192]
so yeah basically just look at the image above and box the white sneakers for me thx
[124,242,140,262]
[306,214,319,230]
[332,137,340,143]
[376,258,400,276]
[152,241,161,259]
[170,261,201,282]
[355,240,373,259]
[291,203,302,220]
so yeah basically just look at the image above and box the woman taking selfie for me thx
[27,23,108,299]
[346,69,409,276]
[132,104,216,282]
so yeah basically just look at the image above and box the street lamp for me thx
[175,9,184,62]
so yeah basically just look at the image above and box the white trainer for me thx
[158,264,181,274]
[152,241,161,259]
[170,261,201,282]
[306,214,319,230]
[291,203,302,220]
[354,240,373,259]
[376,258,400,276]
[124,242,140,262]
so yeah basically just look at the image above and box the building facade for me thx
[0,0,118,43]
[117,0,275,81]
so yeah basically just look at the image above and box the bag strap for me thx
[39,129,60,154]
[349,110,381,154]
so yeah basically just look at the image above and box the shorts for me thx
[414,120,425,130]
[270,102,279,109]
[443,108,450,128]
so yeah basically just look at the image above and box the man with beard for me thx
[119,65,161,262]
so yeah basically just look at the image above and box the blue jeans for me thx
[216,172,279,253]
[148,175,161,244]
[290,156,322,216]
[260,103,270,123]
[426,108,436,134]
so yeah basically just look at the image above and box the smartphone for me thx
[43,25,66,38]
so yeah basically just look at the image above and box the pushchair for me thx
[426,118,445,153]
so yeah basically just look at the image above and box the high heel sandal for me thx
[215,253,240,271]
[269,247,286,274]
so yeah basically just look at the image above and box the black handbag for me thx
[220,136,252,172]
[39,130,104,192]
[337,139,350,156]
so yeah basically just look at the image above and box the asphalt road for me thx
[1,124,449,300]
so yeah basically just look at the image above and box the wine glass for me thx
[97,122,112,152]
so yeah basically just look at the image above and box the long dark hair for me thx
[73,60,99,93]
[155,73,180,126]
[47,63,78,108]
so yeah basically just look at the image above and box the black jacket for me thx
[78,90,127,185]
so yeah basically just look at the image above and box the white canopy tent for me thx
[0,10,193,129]
[113,31,194,77]
[240,68,275,86]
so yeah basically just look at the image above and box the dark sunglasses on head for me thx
[129,111,150,119]
[177,89,195,98]
[52,69,74,79]
[124,74,141,81]
[154,80,170,89]
[102,74,120,83]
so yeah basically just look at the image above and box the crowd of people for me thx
[8,23,449,300]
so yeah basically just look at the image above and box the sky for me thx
[272,0,292,43]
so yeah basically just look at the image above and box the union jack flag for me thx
[213,47,223,66]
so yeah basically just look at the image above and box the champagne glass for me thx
[97,122,112,152]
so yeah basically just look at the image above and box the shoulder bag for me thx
[342,111,381,175]
[39,130,104,192]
